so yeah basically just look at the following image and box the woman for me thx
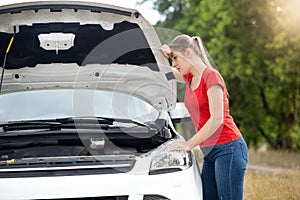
[161,35,248,200]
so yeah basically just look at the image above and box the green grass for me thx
[192,148,300,200]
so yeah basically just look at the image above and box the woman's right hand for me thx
[160,44,172,59]
[169,140,190,152]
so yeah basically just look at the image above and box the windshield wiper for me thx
[0,117,156,133]
[56,116,114,125]
[0,117,113,132]
[113,118,157,133]
[58,117,157,132]
[0,121,62,132]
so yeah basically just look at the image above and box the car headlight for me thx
[149,140,192,175]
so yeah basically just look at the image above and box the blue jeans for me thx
[201,137,248,200]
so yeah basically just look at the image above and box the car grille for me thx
[0,155,136,178]
[143,195,170,200]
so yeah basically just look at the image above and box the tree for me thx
[142,0,300,150]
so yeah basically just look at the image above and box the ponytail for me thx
[192,36,211,68]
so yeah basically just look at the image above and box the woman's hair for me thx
[169,34,212,67]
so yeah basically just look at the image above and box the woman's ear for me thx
[184,48,194,58]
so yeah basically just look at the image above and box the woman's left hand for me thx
[160,44,172,58]
[169,141,190,152]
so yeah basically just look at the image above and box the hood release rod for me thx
[0,27,15,94]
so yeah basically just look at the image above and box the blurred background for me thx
[141,0,300,152]
[137,0,300,199]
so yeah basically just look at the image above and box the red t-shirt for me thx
[183,67,241,148]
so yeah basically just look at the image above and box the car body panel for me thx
[0,0,176,111]
[1,162,202,199]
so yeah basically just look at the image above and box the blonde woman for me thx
[161,35,248,200]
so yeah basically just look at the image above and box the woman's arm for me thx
[170,84,224,151]
[161,45,185,83]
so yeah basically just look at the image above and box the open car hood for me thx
[0,1,176,111]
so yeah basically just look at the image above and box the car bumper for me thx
[0,163,202,200]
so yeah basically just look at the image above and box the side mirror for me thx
[169,102,191,123]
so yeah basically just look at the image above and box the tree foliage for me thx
[143,0,300,150]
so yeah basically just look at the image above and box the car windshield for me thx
[0,89,159,122]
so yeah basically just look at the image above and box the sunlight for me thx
[272,0,300,33]
[286,0,300,17]
[276,6,282,12]
[285,0,300,32]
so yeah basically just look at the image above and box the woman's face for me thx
[170,49,191,75]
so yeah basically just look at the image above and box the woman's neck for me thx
[189,56,207,78]
[188,56,208,90]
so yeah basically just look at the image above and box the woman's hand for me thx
[169,140,190,152]
[160,44,172,59]
[160,44,185,83]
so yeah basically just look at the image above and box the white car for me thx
[0,1,202,199]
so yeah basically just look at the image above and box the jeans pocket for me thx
[239,142,248,162]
